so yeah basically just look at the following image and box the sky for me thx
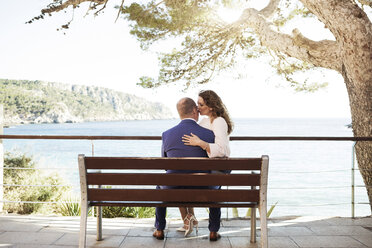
[0,0,353,118]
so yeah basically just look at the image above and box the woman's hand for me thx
[182,133,202,147]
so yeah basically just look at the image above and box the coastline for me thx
[2,116,178,128]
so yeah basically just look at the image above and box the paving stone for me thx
[268,237,299,248]
[229,236,299,248]
[126,226,168,237]
[222,218,258,227]
[167,219,185,228]
[87,226,131,236]
[352,235,372,247]
[291,235,367,248]
[54,233,125,247]
[38,226,81,234]
[0,215,370,248]
[168,218,210,228]
[131,222,154,228]
[0,221,44,232]
[309,226,372,236]
[276,216,332,227]
[167,227,208,238]
[0,231,63,245]
[15,245,77,248]
[38,225,130,236]
[219,227,252,237]
[165,236,231,248]
[0,244,15,248]
[164,237,200,248]
[119,237,164,248]
[325,217,372,226]
[268,226,314,236]
[134,218,156,224]
[228,237,260,248]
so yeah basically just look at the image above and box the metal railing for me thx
[0,134,371,219]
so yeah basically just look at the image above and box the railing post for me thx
[0,105,3,212]
[92,140,103,241]
[351,142,356,219]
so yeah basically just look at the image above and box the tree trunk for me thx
[255,0,372,212]
[300,0,372,212]
[343,65,372,213]
[336,10,372,214]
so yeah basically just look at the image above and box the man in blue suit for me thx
[153,97,221,241]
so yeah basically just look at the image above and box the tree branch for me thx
[41,0,106,15]
[259,0,281,18]
[239,7,341,72]
[300,0,372,81]
[94,0,109,16]
[115,0,125,22]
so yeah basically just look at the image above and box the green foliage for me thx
[0,79,172,124]
[101,206,155,218]
[4,152,70,214]
[57,194,94,217]
[267,202,278,217]
[121,1,260,88]
[245,202,278,218]
[232,207,239,218]
[32,1,332,92]
[98,186,155,218]
[273,1,314,28]
[0,79,112,122]
[119,1,326,92]
[121,1,212,49]
[56,193,154,218]
[269,52,329,92]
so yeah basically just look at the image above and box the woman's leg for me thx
[187,208,198,224]
[177,207,188,231]
[187,207,194,216]
[179,207,188,222]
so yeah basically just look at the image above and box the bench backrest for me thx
[78,155,269,206]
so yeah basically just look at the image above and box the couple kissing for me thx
[153,90,233,241]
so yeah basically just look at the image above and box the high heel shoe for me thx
[193,217,199,235]
[178,218,198,233]
[184,214,198,236]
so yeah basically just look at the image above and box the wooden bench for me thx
[78,155,269,248]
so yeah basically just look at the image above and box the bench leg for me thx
[250,207,256,243]
[97,206,103,241]
[79,203,89,248]
[259,206,268,248]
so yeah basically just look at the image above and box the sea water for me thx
[3,118,370,218]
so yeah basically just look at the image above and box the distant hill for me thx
[0,79,174,125]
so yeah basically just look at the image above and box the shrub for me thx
[3,152,70,214]
[101,206,155,218]
[57,194,94,216]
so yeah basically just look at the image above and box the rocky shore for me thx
[1,79,174,125]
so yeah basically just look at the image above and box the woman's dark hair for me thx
[199,90,233,135]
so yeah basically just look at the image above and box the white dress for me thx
[199,117,230,158]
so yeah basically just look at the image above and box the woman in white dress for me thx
[178,90,233,236]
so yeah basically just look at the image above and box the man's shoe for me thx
[209,231,221,241]
[153,229,165,240]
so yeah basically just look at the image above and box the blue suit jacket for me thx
[162,119,215,174]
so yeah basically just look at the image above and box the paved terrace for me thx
[0,214,371,248]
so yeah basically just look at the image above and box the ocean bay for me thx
[3,118,369,218]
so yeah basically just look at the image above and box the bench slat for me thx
[89,201,258,208]
[86,173,261,186]
[85,157,262,170]
[88,188,260,202]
